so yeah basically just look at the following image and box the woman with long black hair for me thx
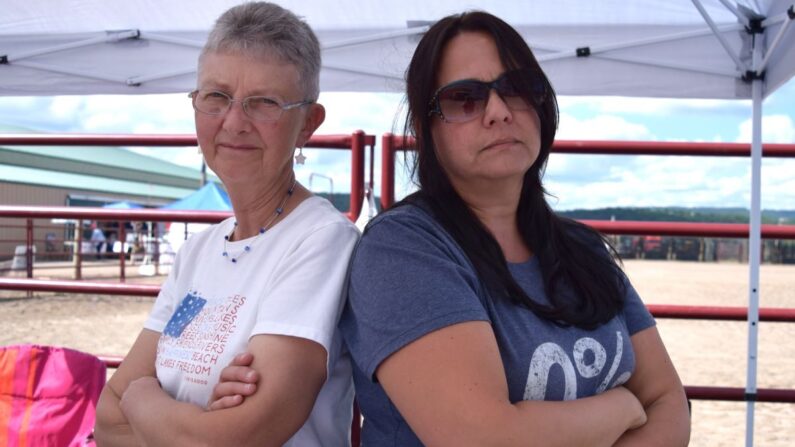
[339,10,690,446]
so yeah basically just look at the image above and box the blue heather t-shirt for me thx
[339,203,655,446]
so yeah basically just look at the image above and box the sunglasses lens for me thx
[431,70,547,123]
[437,82,488,122]
[494,75,531,111]
[509,70,547,106]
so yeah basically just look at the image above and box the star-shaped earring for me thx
[295,147,306,165]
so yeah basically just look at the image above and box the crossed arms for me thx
[94,328,327,447]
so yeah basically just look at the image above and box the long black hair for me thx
[398,11,625,329]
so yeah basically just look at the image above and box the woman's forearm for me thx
[120,377,209,447]
[95,329,161,446]
[502,386,647,447]
[613,327,690,446]
[94,386,141,447]
[612,388,690,446]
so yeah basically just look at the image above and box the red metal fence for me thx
[0,132,375,279]
[0,132,374,221]
[2,134,794,407]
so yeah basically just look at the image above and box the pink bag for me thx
[0,344,106,447]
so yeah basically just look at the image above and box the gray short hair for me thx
[200,2,321,100]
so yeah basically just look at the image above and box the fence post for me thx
[26,219,33,279]
[154,223,160,276]
[350,131,365,221]
[380,133,395,211]
[119,220,126,283]
[75,219,83,280]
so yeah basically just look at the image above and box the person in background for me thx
[90,223,106,260]
[94,3,359,446]
[337,11,690,446]
[105,231,117,255]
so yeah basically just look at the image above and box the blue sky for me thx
[1,77,793,211]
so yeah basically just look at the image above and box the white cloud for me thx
[557,112,654,140]
[558,96,748,117]
[78,94,194,133]
[548,155,757,210]
[2,89,793,210]
[761,159,795,210]
[735,115,794,143]
[317,92,404,135]
[49,96,84,120]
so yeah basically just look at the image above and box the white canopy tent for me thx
[2,1,794,444]
[1,1,793,98]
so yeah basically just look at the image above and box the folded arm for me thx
[95,329,159,446]
[613,326,690,446]
[376,320,647,447]
[117,333,327,447]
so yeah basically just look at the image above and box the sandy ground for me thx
[1,259,793,446]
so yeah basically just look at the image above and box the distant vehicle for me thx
[780,241,795,264]
[615,236,642,259]
[639,236,666,259]
[671,237,702,261]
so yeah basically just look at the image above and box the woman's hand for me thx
[613,327,691,446]
[207,352,259,411]
[610,385,648,430]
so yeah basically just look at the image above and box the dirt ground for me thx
[1,259,793,446]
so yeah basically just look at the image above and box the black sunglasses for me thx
[428,69,547,123]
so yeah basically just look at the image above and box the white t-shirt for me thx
[144,196,359,446]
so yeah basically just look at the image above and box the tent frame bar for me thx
[692,0,749,72]
[717,0,750,25]
[141,32,204,48]
[129,68,197,86]
[6,30,140,62]
[323,25,429,50]
[761,6,794,26]
[11,60,130,84]
[758,7,795,73]
[322,62,404,82]
[541,51,740,78]
[550,24,744,58]
[535,23,744,78]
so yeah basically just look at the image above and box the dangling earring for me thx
[294,147,307,165]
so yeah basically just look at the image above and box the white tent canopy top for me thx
[0,0,793,99]
[1,2,794,446]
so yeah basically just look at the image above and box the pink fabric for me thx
[0,344,106,447]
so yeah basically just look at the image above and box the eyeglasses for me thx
[428,69,547,123]
[189,89,313,122]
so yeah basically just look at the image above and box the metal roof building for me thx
[0,126,217,261]
[0,126,212,208]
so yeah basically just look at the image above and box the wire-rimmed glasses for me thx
[189,89,313,122]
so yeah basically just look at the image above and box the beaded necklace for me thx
[222,178,296,263]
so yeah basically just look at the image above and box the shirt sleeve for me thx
[621,276,656,335]
[339,209,491,381]
[251,221,359,356]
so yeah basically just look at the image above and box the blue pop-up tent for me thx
[160,182,230,254]
[160,182,231,211]
[103,200,143,209]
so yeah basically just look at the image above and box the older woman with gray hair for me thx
[95,3,359,446]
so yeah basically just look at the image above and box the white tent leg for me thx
[745,34,764,447]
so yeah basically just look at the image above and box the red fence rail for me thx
[3,134,795,408]
[0,132,374,221]
[2,276,793,404]
[380,135,795,210]
[3,277,795,322]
